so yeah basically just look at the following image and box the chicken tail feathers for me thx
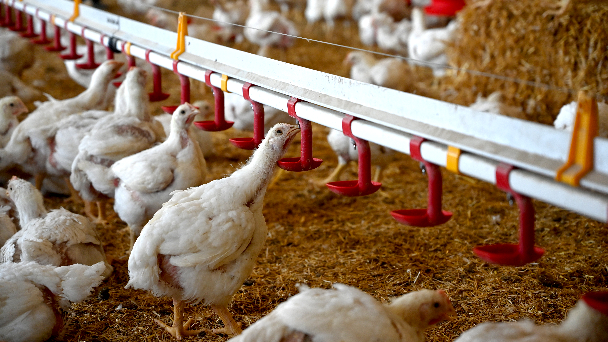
[53,262,106,303]
[75,158,116,198]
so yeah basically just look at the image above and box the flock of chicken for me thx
[0,64,459,341]
[0,0,607,341]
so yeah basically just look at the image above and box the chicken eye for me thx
[180,110,185,115]
[276,129,283,135]
[9,103,14,107]
[433,302,440,308]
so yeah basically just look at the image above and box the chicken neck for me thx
[14,190,47,228]
[230,142,282,209]
[72,77,112,111]
[411,7,426,34]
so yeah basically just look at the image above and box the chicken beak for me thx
[108,60,125,73]
[186,112,198,125]
[287,125,300,139]
[282,125,300,150]
[438,289,456,319]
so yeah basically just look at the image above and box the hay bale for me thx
[443,0,608,124]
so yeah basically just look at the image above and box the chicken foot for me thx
[211,304,242,336]
[154,299,203,340]
[84,200,108,225]
[63,177,83,204]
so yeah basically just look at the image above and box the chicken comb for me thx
[10,175,18,181]
[581,291,608,316]
[438,289,451,303]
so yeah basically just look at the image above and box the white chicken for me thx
[376,17,412,55]
[116,0,177,14]
[408,7,459,77]
[344,51,410,91]
[353,0,410,21]
[306,0,354,33]
[126,123,300,339]
[358,11,392,46]
[0,30,35,77]
[79,103,208,250]
[553,100,608,138]
[244,0,299,57]
[37,109,112,187]
[0,96,28,148]
[0,177,113,278]
[70,67,165,223]
[320,128,395,184]
[211,0,249,43]
[324,0,354,30]
[224,92,293,134]
[0,206,16,247]
[0,70,43,104]
[228,284,455,342]
[32,71,155,191]
[156,99,215,157]
[63,43,110,89]
[352,0,375,20]
[0,261,106,342]
[0,60,123,190]
[454,291,608,342]
[468,91,525,120]
[0,187,16,218]
[146,8,236,43]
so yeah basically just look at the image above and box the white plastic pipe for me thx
[12,0,608,223]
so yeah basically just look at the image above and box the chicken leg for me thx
[154,299,203,340]
[373,165,383,184]
[316,162,349,186]
[63,177,83,204]
[84,200,108,225]
[211,304,242,336]
[128,224,143,253]
[34,173,45,191]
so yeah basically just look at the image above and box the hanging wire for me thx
[146,3,605,101]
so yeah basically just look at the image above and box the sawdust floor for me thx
[14,4,608,341]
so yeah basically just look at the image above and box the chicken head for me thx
[6,176,47,227]
[0,96,28,118]
[388,289,456,334]
[261,123,300,158]
[170,103,200,129]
